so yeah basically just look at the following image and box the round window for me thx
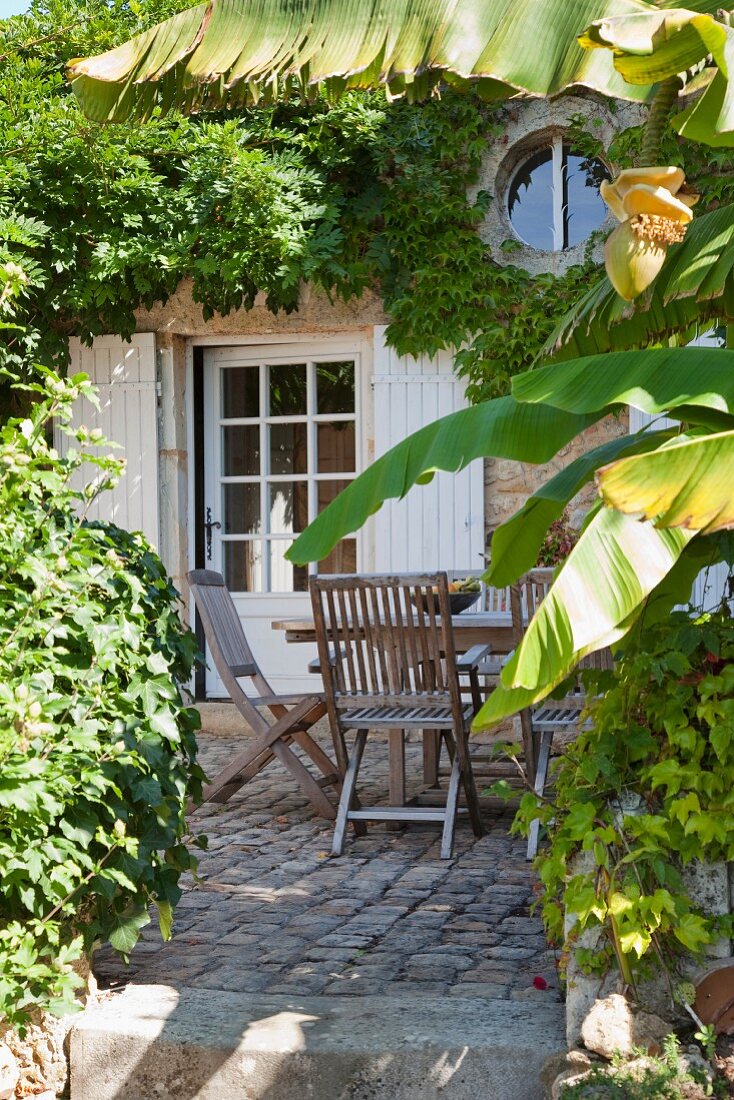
[507,136,610,251]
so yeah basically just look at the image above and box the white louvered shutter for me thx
[57,334,160,549]
[371,326,484,573]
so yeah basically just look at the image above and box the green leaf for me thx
[475,508,695,725]
[69,0,657,123]
[673,911,711,952]
[287,397,599,565]
[598,430,734,532]
[487,427,675,586]
[545,205,734,363]
[157,899,173,942]
[107,906,151,956]
[580,8,725,86]
[514,347,734,427]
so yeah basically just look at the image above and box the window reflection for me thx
[269,482,308,534]
[508,141,610,252]
[222,425,260,476]
[222,367,259,418]
[224,540,263,593]
[317,422,355,474]
[269,363,307,416]
[270,540,309,592]
[223,484,260,534]
[316,361,355,414]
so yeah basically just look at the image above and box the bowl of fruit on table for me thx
[416,577,482,615]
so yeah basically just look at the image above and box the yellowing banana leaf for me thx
[580,6,734,144]
[474,507,696,726]
[513,347,734,429]
[286,397,600,565]
[69,0,661,122]
[580,7,726,85]
[486,426,675,587]
[546,203,734,362]
[598,429,734,530]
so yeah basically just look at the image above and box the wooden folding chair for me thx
[310,572,486,859]
[188,570,340,818]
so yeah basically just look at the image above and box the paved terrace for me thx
[96,714,561,1003]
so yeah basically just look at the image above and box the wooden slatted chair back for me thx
[310,572,464,720]
[509,567,555,646]
[188,569,273,733]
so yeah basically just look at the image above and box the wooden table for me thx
[272,611,515,652]
[272,611,515,804]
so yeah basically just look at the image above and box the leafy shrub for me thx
[0,368,204,1029]
[518,609,734,988]
[561,1034,717,1099]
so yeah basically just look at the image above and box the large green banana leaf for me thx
[580,5,734,145]
[513,346,734,429]
[475,507,696,725]
[474,530,722,727]
[69,0,663,122]
[486,426,675,586]
[598,429,734,530]
[287,397,600,565]
[546,204,734,362]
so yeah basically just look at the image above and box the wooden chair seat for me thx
[188,570,340,819]
[338,702,474,728]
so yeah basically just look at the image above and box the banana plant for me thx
[69,0,688,122]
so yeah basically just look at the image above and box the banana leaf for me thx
[486,426,675,586]
[581,5,734,144]
[545,204,734,362]
[69,0,662,122]
[475,507,696,725]
[598,429,734,530]
[513,346,734,430]
[474,531,724,727]
[287,397,600,565]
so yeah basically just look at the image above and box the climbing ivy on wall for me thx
[4,1,734,403]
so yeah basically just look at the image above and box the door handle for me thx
[204,506,221,561]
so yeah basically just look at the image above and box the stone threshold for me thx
[70,984,564,1099]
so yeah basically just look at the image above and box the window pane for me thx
[223,484,260,535]
[223,425,260,476]
[268,482,308,534]
[320,538,356,576]
[270,540,309,592]
[507,147,554,251]
[269,422,307,474]
[224,540,263,592]
[564,148,610,248]
[317,422,355,473]
[222,366,259,418]
[269,363,307,416]
[316,361,355,414]
[317,479,352,513]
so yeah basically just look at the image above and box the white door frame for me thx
[186,332,372,696]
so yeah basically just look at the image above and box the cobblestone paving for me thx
[95,732,561,1004]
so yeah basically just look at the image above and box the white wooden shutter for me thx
[57,334,160,550]
[371,326,484,573]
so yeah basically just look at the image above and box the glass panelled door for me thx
[203,343,361,696]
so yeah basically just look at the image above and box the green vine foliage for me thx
[0,0,601,401]
[517,608,734,990]
[0,366,204,1029]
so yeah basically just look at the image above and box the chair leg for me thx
[440,750,462,860]
[455,725,484,839]
[526,729,553,861]
[270,740,337,820]
[332,729,368,855]
[423,729,441,787]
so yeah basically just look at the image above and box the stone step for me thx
[70,984,564,1100]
